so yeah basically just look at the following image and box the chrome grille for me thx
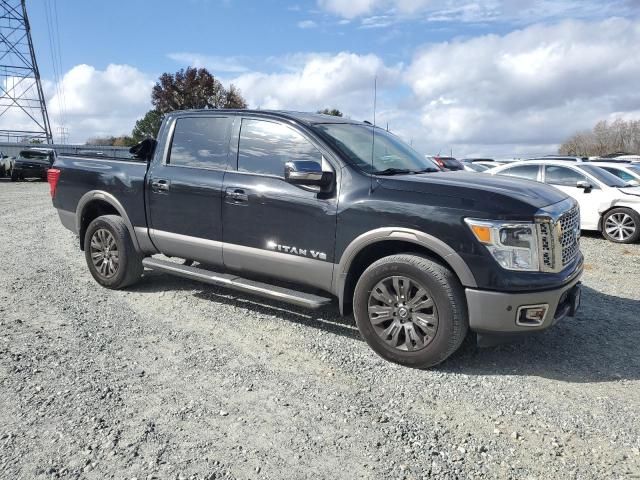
[559,206,580,266]
[538,222,553,269]
[537,205,580,272]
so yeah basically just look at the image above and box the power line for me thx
[43,0,67,142]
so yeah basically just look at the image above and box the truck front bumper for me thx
[465,276,582,334]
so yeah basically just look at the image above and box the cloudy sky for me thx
[7,0,640,157]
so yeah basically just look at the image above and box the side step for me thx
[142,257,332,309]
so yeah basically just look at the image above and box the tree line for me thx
[87,66,343,147]
[559,118,640,157]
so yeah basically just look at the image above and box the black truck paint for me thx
[50,110,583,368]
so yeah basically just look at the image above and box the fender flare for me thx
[333,227,477,312]
[76,190,141,251]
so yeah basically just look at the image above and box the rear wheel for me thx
[353,254,468,369]
[84,215,143,289]
[602,208,640,243]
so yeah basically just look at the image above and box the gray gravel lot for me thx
[0,179,639,479]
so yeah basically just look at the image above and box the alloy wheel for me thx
[605,213,636,241]
[367,275,439,351]
[90,228,119,278]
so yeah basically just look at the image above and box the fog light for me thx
[516,304,549,326]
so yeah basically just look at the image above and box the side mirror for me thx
[576,180,592,192]
[284,160,333,188]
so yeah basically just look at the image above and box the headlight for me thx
[465,219,539,271]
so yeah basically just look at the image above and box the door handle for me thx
[225,187,249,205]
[151,179,170,193]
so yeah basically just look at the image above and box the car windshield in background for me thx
[435,157,463,170]
[314,123,439,175]
[630,165,640,174]
[577,164,628,187]
[20,151,49,160]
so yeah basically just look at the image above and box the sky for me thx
[6,0,640,157]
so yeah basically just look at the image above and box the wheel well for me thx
[341,240,460,315]
[78,200,119,250]
[598,206,636,232]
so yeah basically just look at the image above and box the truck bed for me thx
[52,155,148,230]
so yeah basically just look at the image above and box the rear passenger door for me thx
[147,115,233,266]
[221,118,338,292]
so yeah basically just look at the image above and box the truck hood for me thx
[378,171,567,210]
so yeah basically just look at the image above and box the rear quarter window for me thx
[500,164,540,181]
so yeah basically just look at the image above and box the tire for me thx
[10,171,18,182]
[353,253,468,369]
[601,208,640,244]
[83,215,143,289]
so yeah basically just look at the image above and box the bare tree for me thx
[559,118,640,156]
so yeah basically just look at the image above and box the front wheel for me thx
[602,208,640,243]
[84,215,143,289]
[353,254,468,369]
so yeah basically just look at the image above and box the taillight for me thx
[47,168,61,198]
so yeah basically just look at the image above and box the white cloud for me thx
[46,64,153,143]
[403,18,640,155]
[167,53,249,73]
[297,20,318,29]
[229,52,402,115]
[318,0,639,24]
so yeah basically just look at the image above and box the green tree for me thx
[151,67,247,113]
[131,109,163,142]
[317,108,343,117]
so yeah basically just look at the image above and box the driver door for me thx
[221,117,339,292]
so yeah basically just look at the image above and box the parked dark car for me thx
[48,110,582,369]
[429,156,464,171]
[11,148,56,181]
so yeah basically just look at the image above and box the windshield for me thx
[577,164,629,187]
[630,165,640,174]
[313,123,439,175]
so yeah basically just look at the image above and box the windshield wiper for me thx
[373,168,415,176]
[414,168,440,173]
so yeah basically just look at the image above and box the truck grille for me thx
[558,206,580,267]
[537,205,580,272]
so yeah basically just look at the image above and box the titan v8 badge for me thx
[266,241,327,261]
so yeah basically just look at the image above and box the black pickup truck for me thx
[49,110,583,368]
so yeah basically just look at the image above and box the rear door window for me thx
[168,117,231,170]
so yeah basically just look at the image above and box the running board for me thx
[142,257,332,309]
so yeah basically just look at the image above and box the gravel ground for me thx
[0,179,639,480]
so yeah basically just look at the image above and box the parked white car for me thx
[487,160,640,243]
[588,162,640,185]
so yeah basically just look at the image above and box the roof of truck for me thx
[170,109,364,126]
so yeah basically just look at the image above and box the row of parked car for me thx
[429,154,640,244]
[0,148,57,181]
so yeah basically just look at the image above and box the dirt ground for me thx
[1,179,639,479]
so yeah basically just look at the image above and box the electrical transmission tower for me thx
[0,0,53,143]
